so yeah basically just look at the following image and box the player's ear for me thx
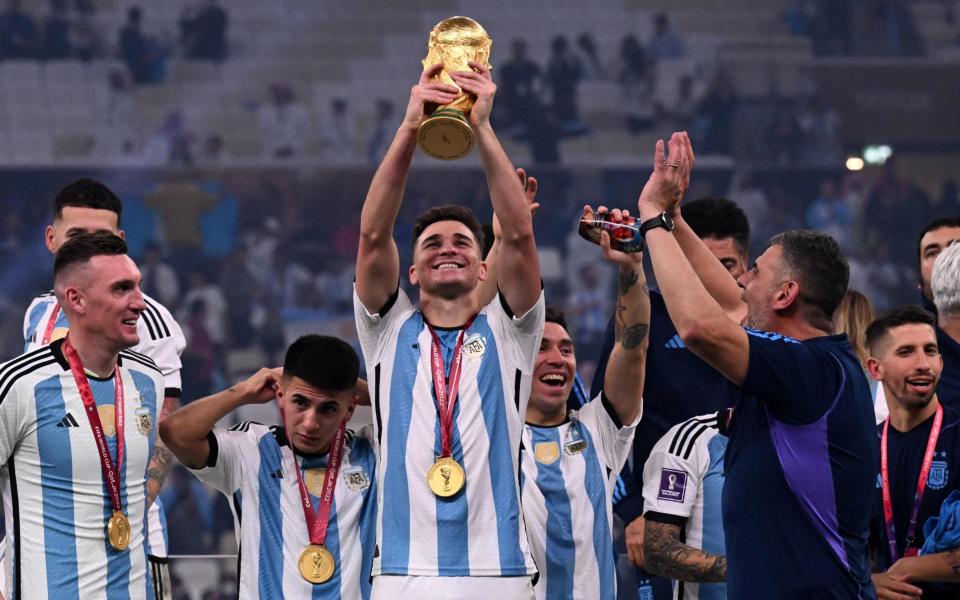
[408,263,418,286]
[44,225,57,253]
[63,286,85,314]
[117,229,126,241]
[477,260,488,282]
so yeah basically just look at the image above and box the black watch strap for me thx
[640,212,675,237]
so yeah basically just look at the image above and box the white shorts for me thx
[372,575,535,600]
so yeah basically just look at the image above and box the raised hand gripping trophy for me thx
[417,16,492,160]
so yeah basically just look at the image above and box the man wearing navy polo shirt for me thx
[638,132,876,598]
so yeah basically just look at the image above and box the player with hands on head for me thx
[637,132,877,598]
[159,335,378,599]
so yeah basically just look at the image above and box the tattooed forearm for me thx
[618,269,640,294]
[620,323,650,350]
[644,520,726,583]
[146,396,178,506]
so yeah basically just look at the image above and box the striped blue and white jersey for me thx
[0,340,164,600]
[190,422,378,599]
[521,395,639,600]
[354,288,544,577]
[643,412,728,600]
[22,290,185,559]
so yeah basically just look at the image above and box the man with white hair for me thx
[932,242,960,404]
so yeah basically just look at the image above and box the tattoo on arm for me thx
[644,520,727,583]
[620,324,650,350]
[614,267,649,349]
[146,397,178,503]
[618,269,639,294]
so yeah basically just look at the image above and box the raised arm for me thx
[673,217,747,321]
[586,206,649,425]
[451,63,541,315]
[639,133,749,385]
[158,368,281,469]
[644,520,726,583]
[477,168,539,308]
[356,64,460,311]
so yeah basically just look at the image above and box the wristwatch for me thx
[640,212,675,237]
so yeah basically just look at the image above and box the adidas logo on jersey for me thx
[664,334,686,349]
[270,469,284,479]
[56,413,80,428]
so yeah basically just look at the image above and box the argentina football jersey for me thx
[520,395,638,599]
[0,339,164,600]
[642,412,728,600]
[354,287,544,577]
[21,290,185,576]
[190,422,378,599]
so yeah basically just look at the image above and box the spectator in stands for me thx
[647,12,687,60]
[618,35,656,135]
[575,32,604,79]
[567,263,611,370]
[180,0,228,61]
[696,70,737,154]
[546,35,586,135]
[142,110,194,166]
[319,97,356,162]
[366,98,394,165]
[118,6,168,85]
[765,105,802,164]
[0,0,39,59]
[180,264,227,352]
[258,81,309,160]
[497,38,542,135]
[71,5,101,60]
[806,177,854,251]
[140,241,180,309]
[41,0,70,59]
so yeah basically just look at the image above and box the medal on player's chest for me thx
[425,318,475,498]
[427,456,465,497]
[298,544,335,584]
[63,337,131,552]
[107,510,131,551]
[291,422,347,584]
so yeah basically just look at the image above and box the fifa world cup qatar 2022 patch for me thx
[658,468,687,503]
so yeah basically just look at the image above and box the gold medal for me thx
[298,544,335,584]
[427,456,465,497]
[107,511,130,551]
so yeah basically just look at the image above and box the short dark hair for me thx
[53,231,128,279]
[768,229,848,331]
[545,305,569,333]
[283,335,359,393]
[917,215,960,264]
[865,304,937,354]
[683,196,750,254]
[54,178,123,225]
[411,205,485,254]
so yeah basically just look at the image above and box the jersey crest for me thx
[534,441,560,465]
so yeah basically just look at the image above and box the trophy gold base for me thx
[417,108,474,160]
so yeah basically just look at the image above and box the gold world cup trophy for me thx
[417,16,492,161]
